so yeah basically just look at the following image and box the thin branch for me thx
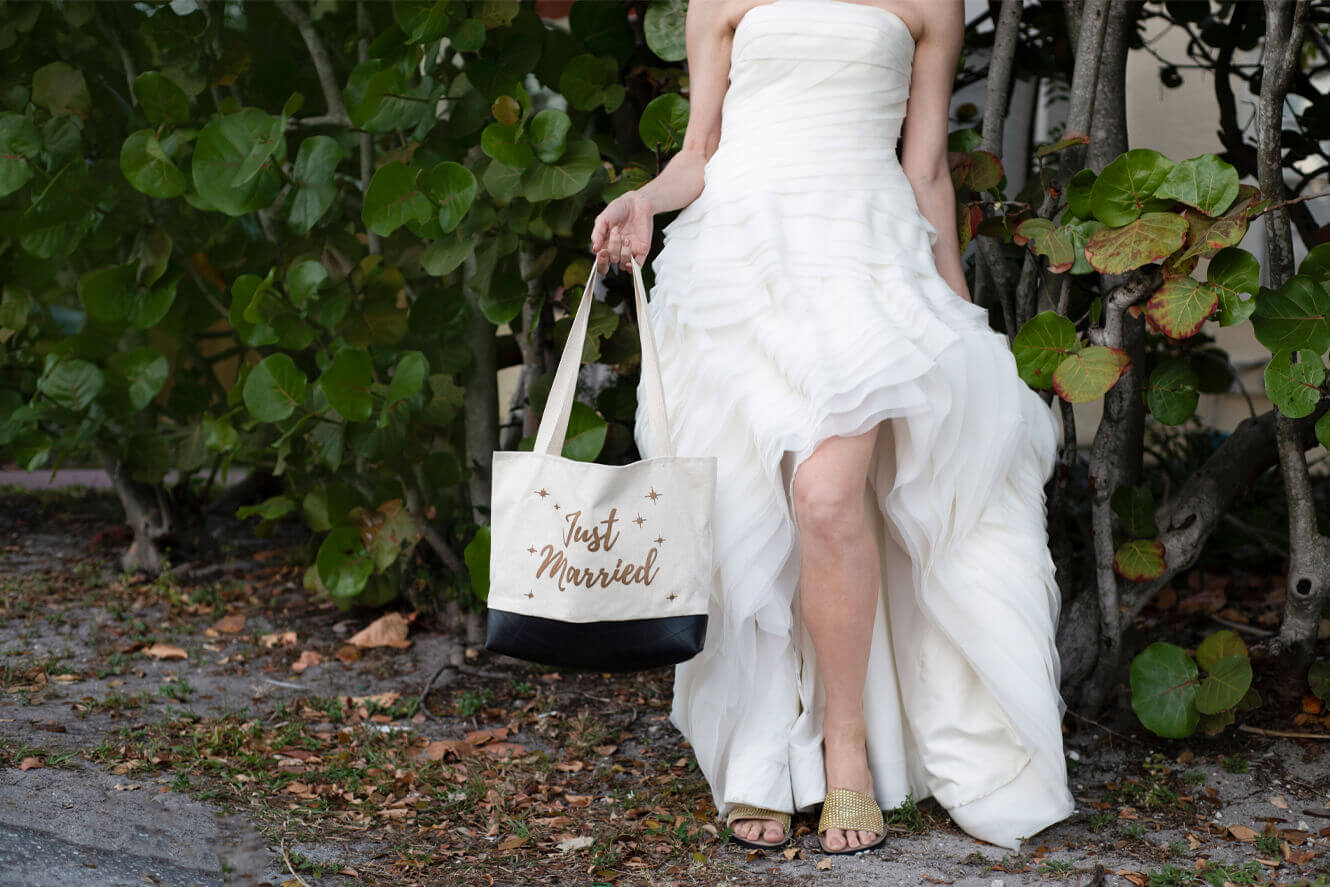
[275,0,352,128]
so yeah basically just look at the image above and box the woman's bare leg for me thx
[792,426,882,850]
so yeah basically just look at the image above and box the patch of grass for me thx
[1198,859,1262,887]
[158,678,195,702]
[454,687,495,717]
[1182,769,1207,786]
[1088,810,1117,832]
[1147,863,1190,887]
[883,791,928,834]
[1254,828,1281,855]
[1220,755,1249,773]
[1037,858,1076,876]
[1121,821,1146,840]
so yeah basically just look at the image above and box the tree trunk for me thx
[1258,1,1323,686]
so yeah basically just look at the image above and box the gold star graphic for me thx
[654,535,665,544]
[526,590,535,598]
[645,487,662,503]
[535,488,549,498]
[667,592,678,601]
[633,514,646,527]
[553,502,560,510]
[527,545,537,554]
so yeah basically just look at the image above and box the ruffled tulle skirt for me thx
[632,160,1076,852]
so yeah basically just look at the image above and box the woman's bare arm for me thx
[635,2,737,215]
[592,1,738,272]
[898,1,971,303]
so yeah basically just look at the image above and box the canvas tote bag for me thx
[485,256,717,672]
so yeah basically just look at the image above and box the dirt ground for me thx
[1,483,1329,887]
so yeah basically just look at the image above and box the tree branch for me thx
[275,0,352,128]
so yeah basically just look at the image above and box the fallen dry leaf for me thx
[18,757,43,770]
[348,611,412,649]
[351,691,399,707]
[498,835,526,851]
[334,643,362,663]
[142,642,188,660]
[417,739,475,761]
[1271,795,1289,809]
[113,783,141,791]
[291,650,323,673]
[208,613,246,635]
[260,630,297,648]
[816,857,832,870]
[556,835,594,852]
[1227,823,1259,842]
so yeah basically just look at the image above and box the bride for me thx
[590,0,1075,857]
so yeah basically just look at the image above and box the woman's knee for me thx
[792,447,871,539]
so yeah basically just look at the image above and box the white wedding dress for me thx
[632,0,1075,852]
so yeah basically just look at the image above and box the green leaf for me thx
[78,264,137,324]
[133,71,190,126]
[1090,148,1176,227]
[286,260,327,308]
[317,526,374,602]
[236,495,296,521]
[1195,654,1252,715]
[387,351,428,409]
[1114,538,1166,581]
[481,121,536,167]
[1144,276,1217,339]
[638,93,688,154]
[1153,154,1239,217]
[1130,642,1199,738]
[528,108,572,163]
[192,108,284,216]
[1207,247,1259,327]
[287,135,342,235]
[1263,348,1324,419]
[393,0,451,43]
[38,357,103,411]
[1052,345,1131,403]
[1012,310,1079,390]
[1300,243,1330,285]
[1251,275,1330,353]
[318,348,374,423]
[1111,485,1157,538]
[1034,132,1091,158]
[1084,213,1188,275]
[120,129,187,198]
[520,138,600,202]
[1065,168,1096,219]
[32,62,90,117]
[1014,218,1076,273]
[1145,357,1199,425]
[950,150,1003,192]
[464,525,490,602]
[559,54,618,111]
[1310,661,1330,702]
[421,229,470,276]
[418,161,477,234]
[243,353,308,422]
[362,161,433,237]
[108,346,169,411]
[1196,629,1247,672]
[0,112,40,198]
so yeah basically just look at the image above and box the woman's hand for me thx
[591,190,654,274]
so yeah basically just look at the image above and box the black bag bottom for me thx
[485,609,708,673]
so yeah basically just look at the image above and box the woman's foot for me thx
[731,816,788,844]
[821,720,880,851]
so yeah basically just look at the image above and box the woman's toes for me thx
[824,827,845,850]
[858,829,878,846]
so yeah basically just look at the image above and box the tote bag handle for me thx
[533,257,674,459]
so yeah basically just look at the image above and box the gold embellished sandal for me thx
[724,803,793,849]
[816,787,886,855]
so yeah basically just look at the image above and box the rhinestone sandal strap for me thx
[817,788,884,834]
[726,804,792,828]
